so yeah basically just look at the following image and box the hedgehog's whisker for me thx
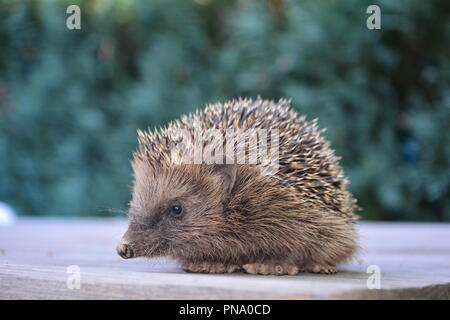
[98,207,129,217]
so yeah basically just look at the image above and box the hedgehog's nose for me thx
[117,243,134,259]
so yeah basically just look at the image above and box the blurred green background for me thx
[0,0,449,221]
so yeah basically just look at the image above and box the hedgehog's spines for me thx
[134,98,358,221]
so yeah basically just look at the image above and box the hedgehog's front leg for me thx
[242,262,304,275]
[182,261,241,274]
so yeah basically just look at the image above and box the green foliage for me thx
[0,0,449,220]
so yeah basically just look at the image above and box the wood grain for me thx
[0,219,449,299]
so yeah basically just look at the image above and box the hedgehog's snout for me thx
[117,242,134,259]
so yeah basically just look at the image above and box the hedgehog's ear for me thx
[211,164,237,194]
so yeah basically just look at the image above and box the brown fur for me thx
[117,98,360,275]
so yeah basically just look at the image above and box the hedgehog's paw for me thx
[182,261,241,274]
[306,264,337,274]
[242,263,302,276]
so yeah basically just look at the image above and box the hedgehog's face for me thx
[117,159,237,261]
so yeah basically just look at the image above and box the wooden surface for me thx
[0,218,449,299]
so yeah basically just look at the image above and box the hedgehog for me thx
[117,98,359,275]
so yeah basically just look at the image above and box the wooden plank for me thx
[0,218,449,299]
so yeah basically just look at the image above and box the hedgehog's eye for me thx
[168,205,183,218]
